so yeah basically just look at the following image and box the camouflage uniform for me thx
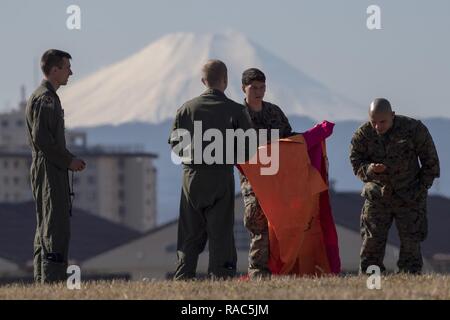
[240,100,293,278]
[350,115,440,274]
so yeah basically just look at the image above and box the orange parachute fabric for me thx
[238,133,339,276]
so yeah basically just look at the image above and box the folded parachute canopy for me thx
[238,121,341,276]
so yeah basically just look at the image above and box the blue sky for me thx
[1,0,449,119]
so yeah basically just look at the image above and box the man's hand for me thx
[369,163,387,174]
[69,158,86,172]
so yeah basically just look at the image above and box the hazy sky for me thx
[1,0,449,119]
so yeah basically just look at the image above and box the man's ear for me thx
[241,85,246,93]
[392,111,396,118]
[48,66,57,76]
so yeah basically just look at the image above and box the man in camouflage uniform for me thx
[26,50,86,283]
[350,98,440,274]
[239,68,294,278]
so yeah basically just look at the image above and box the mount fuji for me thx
[60,31,365,127]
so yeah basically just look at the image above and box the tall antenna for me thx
[19,85,27,110]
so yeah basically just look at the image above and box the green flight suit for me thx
[169,88,254,280]
[25,80,74,283]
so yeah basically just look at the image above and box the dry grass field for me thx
[0,274,449,300]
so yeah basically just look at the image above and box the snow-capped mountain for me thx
[61,31,365,128]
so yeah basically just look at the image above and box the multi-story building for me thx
[0,88,158,232]
[70,147,158,232]
[0,87,28,150]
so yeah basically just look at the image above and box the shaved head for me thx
[368,98,395,135]
[369,98,392,115]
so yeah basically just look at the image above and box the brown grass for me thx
[0,274,449,300]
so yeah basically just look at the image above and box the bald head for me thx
[369,98,392,115]
[369,98,395,135]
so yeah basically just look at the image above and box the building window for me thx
[118,174,124,184]
[3,160,8,169]
[118,158,125,170]
[87,176,96,185]
[13,177,20,185]
[118,190,125,201]
[119,206,126,217]
[16,120,24,127]
[1,120,8,128]
[13,160,19,169]
[4,176,9,185]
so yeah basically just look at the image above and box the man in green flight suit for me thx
[26,49,86,283]
[169,60,254,280]
[350,98,440,274]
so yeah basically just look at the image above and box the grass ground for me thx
[0,274,449,300]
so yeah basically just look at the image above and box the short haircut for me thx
[41,49,72,76]
[370,98,392,114]
[242,68,266,86]
[201,60,227,87]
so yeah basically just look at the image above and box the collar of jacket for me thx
[41,79,57,94]
[202,88,226,98]
[243,99,266,113]
[384,115,400,137]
